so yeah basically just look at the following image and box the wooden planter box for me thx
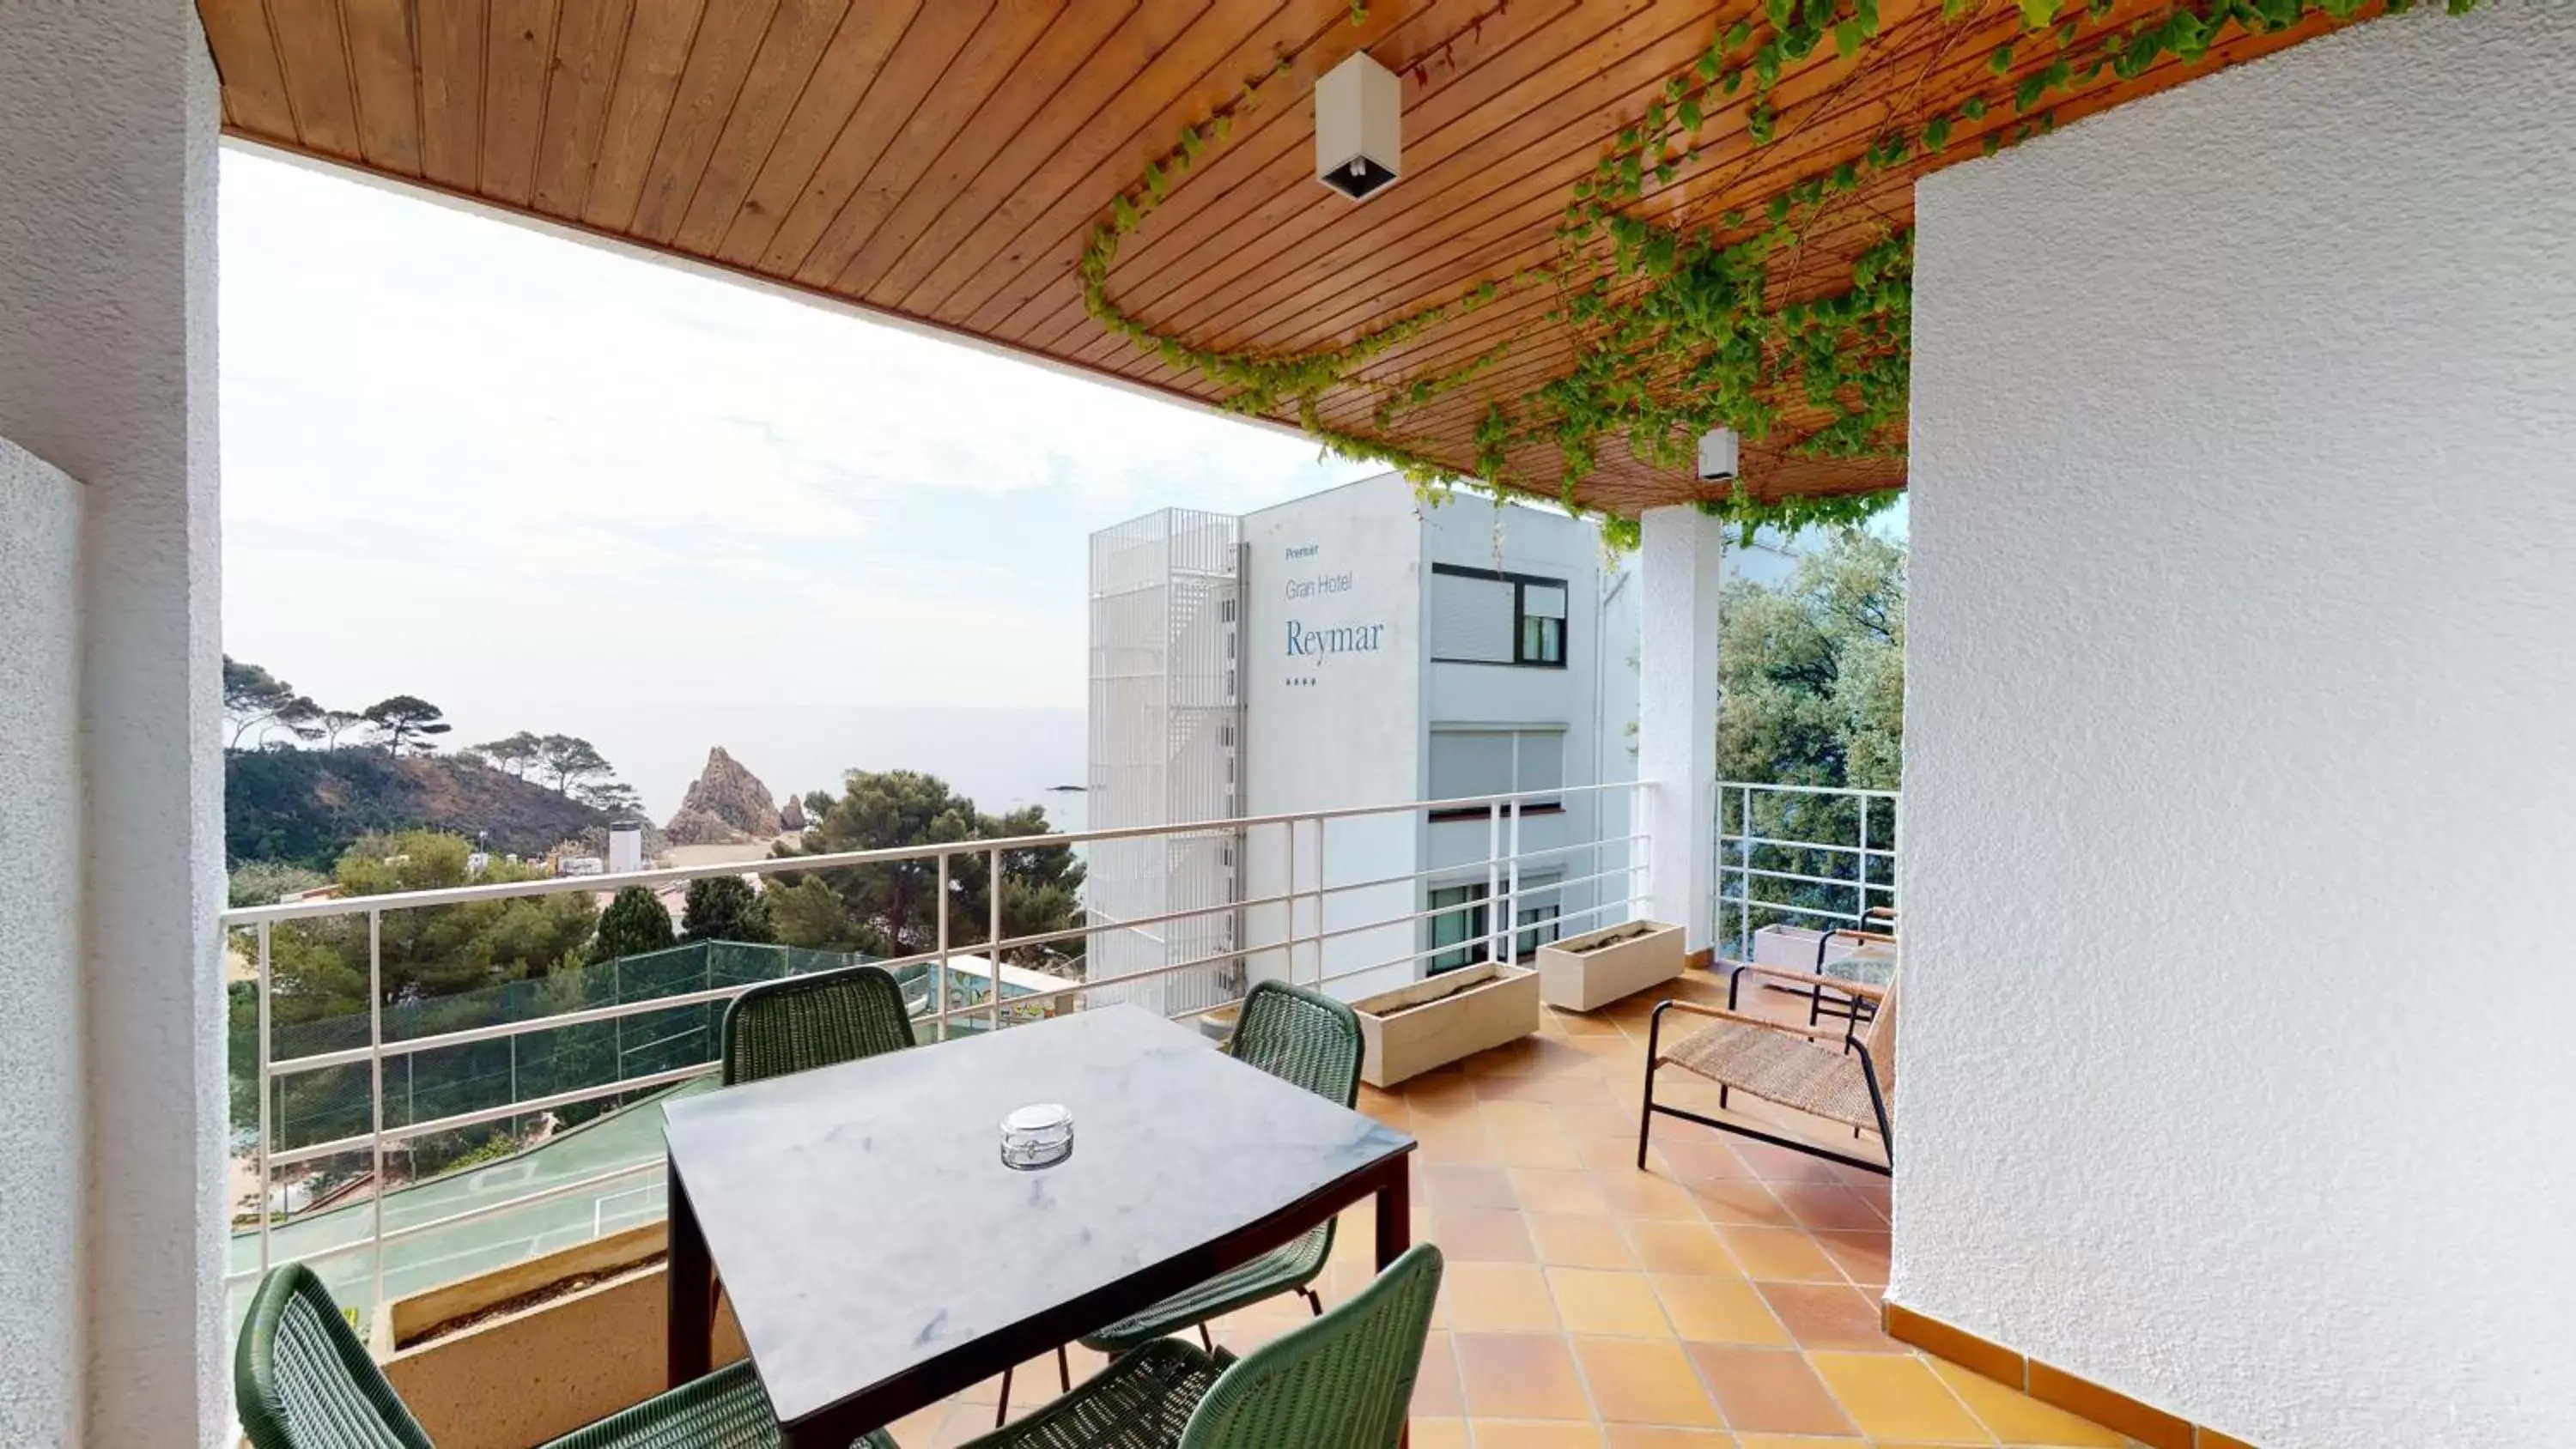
[1352,961,1539,1088]
[1534,920,1686,1011]
[373,1223,748,1449]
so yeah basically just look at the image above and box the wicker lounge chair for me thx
[963,1244,1442,1449]
[234,1261,896,1449]
[1636,964,1896,1176]
[999,979,1364,1424]
[720,961,917,1085]
[1806,912,1897,1028]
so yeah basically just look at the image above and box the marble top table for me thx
[662,1003,1416,1447]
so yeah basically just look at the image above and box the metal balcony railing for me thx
[221,780,1652,1324]
[1712,780,1901,963]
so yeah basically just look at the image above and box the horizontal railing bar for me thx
[1717,833,1896,858]
[223,781,1655,925]
[1717,864,1877,892]
[1314,893,1651,987]
[1715,897,1868,925]
[1716,780,1899,800]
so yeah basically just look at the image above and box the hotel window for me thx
[1427,728,1565,821]
[1426,878,1564,973]
[1426,885,1487,973]
[1430,565,1571,668]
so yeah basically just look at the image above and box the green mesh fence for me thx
[229,943,910,1161]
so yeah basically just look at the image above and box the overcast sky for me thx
[219,148,1375,820]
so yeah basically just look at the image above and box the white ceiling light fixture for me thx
[1315,52,1401,199]
[1697,427,1741,483]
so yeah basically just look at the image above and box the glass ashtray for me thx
[999,1102,1074,1170]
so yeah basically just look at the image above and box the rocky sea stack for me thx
[665,746,781,844]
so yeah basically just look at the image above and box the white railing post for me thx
[988,845,1005,1034]
[368,908,386,1307]
[255,922,272,1270]
[1506,798,1522,963]
[1858,800,1871,920]
[1485,801,1503,966]
[1738,784,1753,959]
[936,851,951,1040]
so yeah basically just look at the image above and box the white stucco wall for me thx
[1898,6,2576,1446]
[0,6,228,1445]
[0,441,85,1444]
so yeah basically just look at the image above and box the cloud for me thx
[218,149,1376,816]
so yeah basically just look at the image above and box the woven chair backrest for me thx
[720,962,915,1085]
[235,1264,434,1449]
[1179,1245,1443,1449]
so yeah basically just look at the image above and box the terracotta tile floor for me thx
[882,973,2137,1448]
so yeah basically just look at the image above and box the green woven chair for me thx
[234,1261,896,1449]
[961,1244,1441,1449]
[999,980,1364,1423]
[720,961,916,1085]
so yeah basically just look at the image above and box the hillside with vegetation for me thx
[222,655,645,869]
[225,748,614,869]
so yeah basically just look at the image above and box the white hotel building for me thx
[1086,473,1641,1016]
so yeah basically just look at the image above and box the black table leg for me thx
[668,1160,713,1387]
[1372,1155,1411,1270]
[1370,1158,1415,1447]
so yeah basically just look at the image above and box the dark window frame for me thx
[1429,563,1571,670]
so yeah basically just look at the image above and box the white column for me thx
[1635,506,1722,955]
[0,6,227,1446]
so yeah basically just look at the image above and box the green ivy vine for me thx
[1078,0,2482,543]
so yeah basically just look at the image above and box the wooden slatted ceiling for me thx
[197,0,2357,517]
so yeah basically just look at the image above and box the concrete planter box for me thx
[374,1223,748,1449]
[1750,923,1865,973]
[1352,961,1539,1088]
[1534,920,1686,1011]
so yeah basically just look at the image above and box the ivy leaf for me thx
[1923,115,1952,151]
[1679,98,1703,130]
[1698,52,1720,80]
[1755,42,1782,86]
[1655,160,1676,185]
[1834,18,1861,57]
[1645,101,1667,131]
[1666,76,1688,103]
[1768,0,1794,27]
[1722,209,1745,228]
[1943,0,1970,15]
[1982,134,2002,155]
[1727,19,1753,49]
[2017,0,2059,25]
[1722,67,1743,94]
[1830,160,1857,191]
[1111,195,1138,230]
[1143,160,1166,201]
[1990,42,2014,74]
[1748,100,1777,145]
[1960,94,1987,119]
[1766,193,1792,222]
[2014,71,2047,110]
[2088,0,2115,12]
[2055,16,2079,45]
[1210,113,1232,142]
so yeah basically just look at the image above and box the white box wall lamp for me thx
[1315,52,1401,199]
[1697,427,1741,482]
